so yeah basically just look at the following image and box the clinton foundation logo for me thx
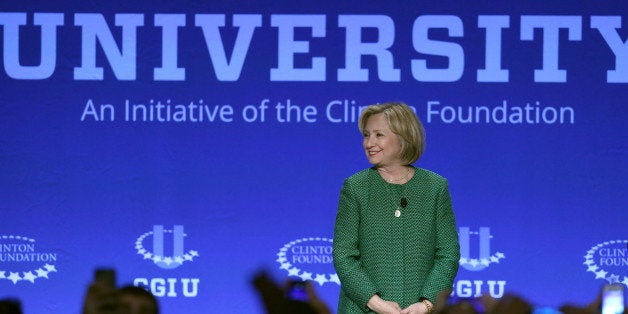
[0,235,58,284]
[583,240,628,287]
[276,237,339,286]
[455,227,506,298]
[133,225,200,298]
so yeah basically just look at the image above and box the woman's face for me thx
[362,113,403,167]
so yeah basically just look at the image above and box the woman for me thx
[333,102,460,314]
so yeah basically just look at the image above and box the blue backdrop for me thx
[1,1,627,313]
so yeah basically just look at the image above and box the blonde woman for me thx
[333,102,460,314]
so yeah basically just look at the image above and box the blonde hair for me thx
[358,102,425,164]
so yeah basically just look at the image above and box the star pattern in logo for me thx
[135,230,199,267]
[276,237,338,286]
[459,252,505,268]
[0,235,58,284]
[1,263,58,284]
[583,240,628,287]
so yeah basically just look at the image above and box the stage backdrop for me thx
[1,1,626,313]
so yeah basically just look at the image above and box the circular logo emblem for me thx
[583,240,628,287]
[0,235,58,284]
[135,225,198,269]
[276,237,338,286]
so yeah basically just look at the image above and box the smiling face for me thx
[362,113,403,167]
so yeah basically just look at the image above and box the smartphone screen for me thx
[287,281,309,302]
[602,284,625,314]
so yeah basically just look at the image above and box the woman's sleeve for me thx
[332,179,379,310]
[420,179,461,304]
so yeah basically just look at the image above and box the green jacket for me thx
[333,167,460,313]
